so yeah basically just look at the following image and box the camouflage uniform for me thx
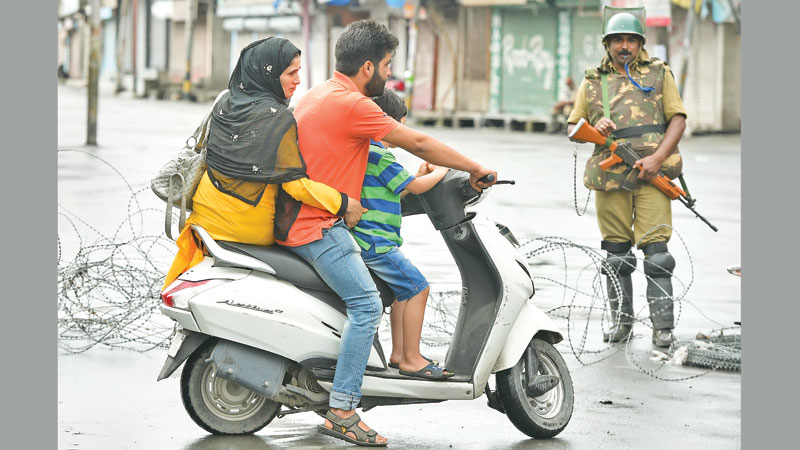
[568,47,687,346]
[570,48,685,247]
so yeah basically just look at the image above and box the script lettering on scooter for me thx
[217,299,283,315]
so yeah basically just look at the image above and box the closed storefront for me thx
[490,6,558,117]
[569,14,605,83]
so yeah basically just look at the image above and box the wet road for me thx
[58,84,741,449]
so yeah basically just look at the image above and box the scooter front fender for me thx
[492,301,563,373]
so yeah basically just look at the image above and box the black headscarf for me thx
[205,38,307,205]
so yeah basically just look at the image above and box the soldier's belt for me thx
[612,124,666,139]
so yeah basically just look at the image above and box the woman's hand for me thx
[344,196,367,228]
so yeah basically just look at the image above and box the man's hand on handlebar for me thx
[469,167,498,192]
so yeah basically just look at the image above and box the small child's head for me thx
[372,90,407,148]
[372,89,407,123]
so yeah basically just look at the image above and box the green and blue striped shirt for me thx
[351,141,415,253]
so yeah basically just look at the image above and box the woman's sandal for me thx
[317,410,387,447]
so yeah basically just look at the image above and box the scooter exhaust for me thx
[211,340,329,406]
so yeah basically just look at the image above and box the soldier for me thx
[567,7,687,348]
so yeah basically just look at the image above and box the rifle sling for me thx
[601,73,610,119]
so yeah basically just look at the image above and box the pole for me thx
[302,0,312,89]
[87,0,101,146]
[132,0,139,96]
[405,4,419,115]
[183,0,196,101]
[115,0,129,93]
[677,0,698,98]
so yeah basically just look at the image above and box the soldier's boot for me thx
[642,242,676,348]
[601,241,636,343]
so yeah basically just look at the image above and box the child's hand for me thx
[416,162,434,177]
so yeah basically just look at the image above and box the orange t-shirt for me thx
[278,72,399,246]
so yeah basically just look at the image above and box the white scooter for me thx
[157,171,574,439]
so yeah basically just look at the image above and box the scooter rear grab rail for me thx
[190,225,277,275]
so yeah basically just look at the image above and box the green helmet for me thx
[602,12,646,45]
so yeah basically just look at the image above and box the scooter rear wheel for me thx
[495,338,574,438]
[180,341,281,434]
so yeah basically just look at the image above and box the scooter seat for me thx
[218,241,330,291]
[217,241,395,309]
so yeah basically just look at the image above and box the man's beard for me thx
[365,68,387,97]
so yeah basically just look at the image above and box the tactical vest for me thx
[582,59,683,191]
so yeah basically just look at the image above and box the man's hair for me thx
[335,19,399,76]
[371,89,407,122]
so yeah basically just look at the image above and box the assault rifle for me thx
[569,118,718,232]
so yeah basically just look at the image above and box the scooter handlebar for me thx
[479,174,495,184]
[475,174,515,185]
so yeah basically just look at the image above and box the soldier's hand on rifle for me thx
[595,118,617,137]
[634,154,663,181]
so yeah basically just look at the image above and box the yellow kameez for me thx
[162,123,342,289]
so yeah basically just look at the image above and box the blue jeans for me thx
[361,246,429,302]
[285,220,383,410]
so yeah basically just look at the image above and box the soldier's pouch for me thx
[583,151,635,192]
[660,152,683,180]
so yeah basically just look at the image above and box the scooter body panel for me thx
[491,300,563,373]
[466,214,536,396]
[182,262,384,368]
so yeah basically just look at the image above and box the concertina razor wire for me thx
[57,149,740,378]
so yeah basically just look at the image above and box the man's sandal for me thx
[317,410,387,447]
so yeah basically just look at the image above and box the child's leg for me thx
[362,247,444,373]
[398,286,430,372]
[388,299,404,365]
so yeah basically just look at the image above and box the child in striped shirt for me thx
[351,89,452,380]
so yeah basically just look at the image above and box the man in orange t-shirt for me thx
[278,19,497,447]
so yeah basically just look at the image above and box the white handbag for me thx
[151,90,228,240]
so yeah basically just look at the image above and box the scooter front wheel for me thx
[180,341,281,434]
[495,338,574,438]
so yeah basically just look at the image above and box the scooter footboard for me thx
[492,301,563,373]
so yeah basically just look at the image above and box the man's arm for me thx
[634,66,688,180]
[382,125,496,191]
[634,114,686,180]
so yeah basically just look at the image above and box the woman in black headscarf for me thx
[164,38,360,288]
